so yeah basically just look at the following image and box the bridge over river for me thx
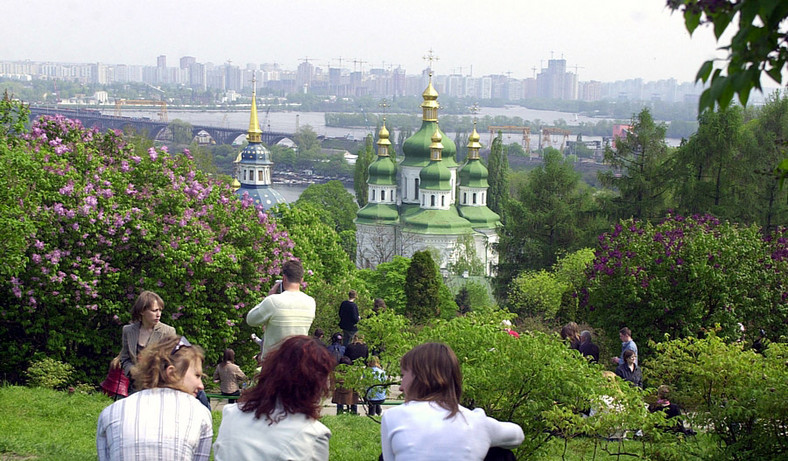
[28,106,294,145]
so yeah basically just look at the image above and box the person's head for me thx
[348,289,357,300]
[281,259,304,284]
[560,322,580,341]
[131,290,164,326]
[222,348,235,364]
[657,385,670,400]
[619,327,632,342]
[399,342,462,418]
[313,328,324,340]
[238,336,334,423]
[373,298,386,311]
[580,330,592,343]
[623,349,636,365]
[352,334,365,345]
[131,335,205,397]
[368,356,381,368]
[331,332,343,344]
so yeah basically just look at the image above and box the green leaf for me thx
[712,13,732,39]
[696,60,715,83]
[684,8,701,35]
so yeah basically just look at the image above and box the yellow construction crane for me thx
[114,99,168,122]
[488,125,531,153]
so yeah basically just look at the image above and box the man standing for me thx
[579,330,599,363]
[612,327,638,366]
[247,260,315,357]
[338,290,360,346]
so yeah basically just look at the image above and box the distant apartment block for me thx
[0,55,711,103]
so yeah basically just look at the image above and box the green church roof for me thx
[368,156,397,184]
[356,203,400,224]
[420,160,452,190]
[401,120,458,168]
[458,205,500,229]
[458,159,489,188]
[402,208,473,234]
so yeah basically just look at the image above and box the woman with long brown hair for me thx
[214,335,335,461]
[381,343,524,460]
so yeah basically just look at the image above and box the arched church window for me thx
[463,192,467,204]
[441,195,445,207]
[431,195,435,207]
[473,193,477,204]
[381,190,385,201]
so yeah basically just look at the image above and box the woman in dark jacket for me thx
[615,349,642,388]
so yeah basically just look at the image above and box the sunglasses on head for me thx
[171,336,192,355]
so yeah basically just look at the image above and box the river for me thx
[104,107,681,147]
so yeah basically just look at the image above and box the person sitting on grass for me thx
[381,342,524,460]
[213,348,247,404]
[97,335,212,461]
[213,335,335,461]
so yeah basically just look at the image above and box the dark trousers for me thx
[222,390,241,404]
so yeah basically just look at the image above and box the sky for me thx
[3,0,737,84]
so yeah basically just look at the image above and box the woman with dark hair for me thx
[119,291,176,388]
[560,322,581,351]
[381,343,524,460]
[214,336,335,461]
[213,348,247,404]
[615,349,642,388]
[97,336,212,460]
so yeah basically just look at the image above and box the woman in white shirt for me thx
[97,335,213,461]
[214,335,336,461]
[381,342,524,461]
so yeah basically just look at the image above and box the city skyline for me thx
[4,0,741,85]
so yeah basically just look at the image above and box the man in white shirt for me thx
[247,260,315,357]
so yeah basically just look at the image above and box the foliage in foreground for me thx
[347,311,693,460]
[0,100,294,384]
[649,333,788,460]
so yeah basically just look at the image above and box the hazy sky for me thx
[4,0,732,83]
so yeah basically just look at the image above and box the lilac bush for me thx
[0,102,293,383]
[580,213,788,354]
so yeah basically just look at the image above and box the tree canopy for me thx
[0,101,295,384]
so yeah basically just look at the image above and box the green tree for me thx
[740,92,788,231]
[271,202,354,286]
[507,270,567,319]
[293,125,321,157]
[167,119,194,145]
[0,105,295,384]
[649,333,788,459]
[295,180,358,235]
[405,250,442,322]
[486,131,509,218]
[581,214,788,356]
[446,233,484,277]
[671,106,745,217]
[357,256,411,314]
[599,108,671,221]
[353,134,374,206]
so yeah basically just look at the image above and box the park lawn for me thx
[0,386,706,460]
[0,386,383,460]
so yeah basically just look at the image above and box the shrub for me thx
[0,102,294,384]
[25,357,73,389]
[648,333,788,460]
[580,214,788,356]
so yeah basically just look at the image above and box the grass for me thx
[0,386,383,461]
[0,386,711,460]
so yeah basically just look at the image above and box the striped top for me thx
[97,387,213,461]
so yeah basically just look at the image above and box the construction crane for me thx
[488,126,531,154]
[114,99,168,122]
[541,127,571,152]
[262,105,271,133]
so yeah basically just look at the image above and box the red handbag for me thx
[100,367,129,398]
